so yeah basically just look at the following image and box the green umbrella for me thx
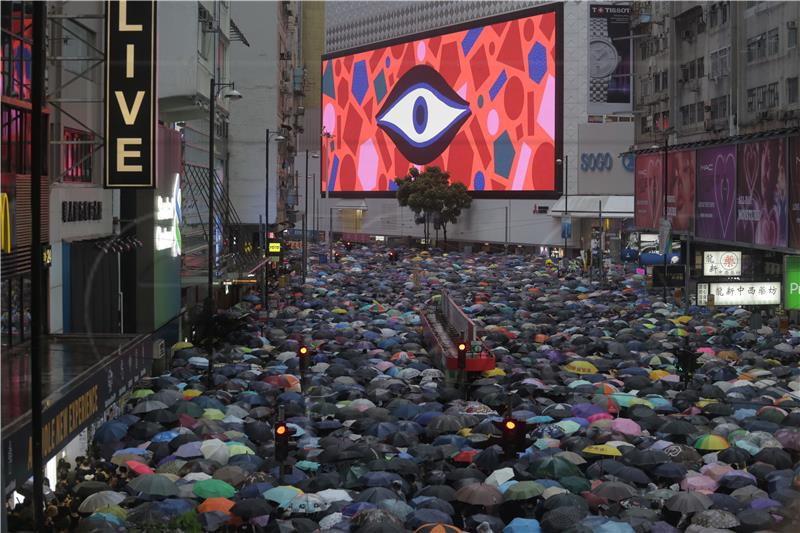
[172,401,204,417]
[131,389,154,399]
[559,476,591,494]
[192,478,236,499]
[503,481,545,502]
[528,457,583,479]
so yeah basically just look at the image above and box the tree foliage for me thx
[395,166,472,244]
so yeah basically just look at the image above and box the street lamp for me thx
[264,129,286,319]
[206,76,242,387]
[556,156,569,275]
[302,150,320,281]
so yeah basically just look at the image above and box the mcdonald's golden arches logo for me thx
[0,192,11,253]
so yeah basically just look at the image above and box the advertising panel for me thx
[104,0,157,188]
[696,145,736,242]
[576,122,635,195]
[666,150,695,233]
[736,138,788,247]
[321,6,560,193]
[789,137,800,250]
[702,281,781,306]
[634,153,663,230]
[703,251,742,277]
[786,256,800,310]
[587,4,632,114]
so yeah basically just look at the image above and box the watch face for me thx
[589,40,618,78]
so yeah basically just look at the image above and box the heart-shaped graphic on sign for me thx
[713,152,736,239]
[644,159,662,227]
[742,143,760,201]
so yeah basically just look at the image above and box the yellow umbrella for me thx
[227,443,255,456]
[672,316,692,324]
[563,361,598,375]
[582,445,622,457]
[332,308,348,314]
[483,368,506,377]
[458,428,472,437]
[172,341,193,350]
[649,370,670,381]
[183,389,202,398]
[203,408,226,420]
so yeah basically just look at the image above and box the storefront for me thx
[1,1,50,346]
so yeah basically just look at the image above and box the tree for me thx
[395,166,472,245]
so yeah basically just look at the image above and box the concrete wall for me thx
[227,1,281,224]
[319,1,590,246]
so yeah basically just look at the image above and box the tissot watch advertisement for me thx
[588,3,632,114]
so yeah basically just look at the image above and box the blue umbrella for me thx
[504,518,542,533]
[93,421,128,443]
[151,430,179,443]
[239,482,274,499]
[153,498,195,517]
[112,447,149,457]
[174,441,203,459]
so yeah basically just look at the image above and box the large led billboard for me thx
[736,138,788,248]
[321,5,561,194]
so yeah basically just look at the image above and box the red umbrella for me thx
[126,461,155,476]
[452,450,478,464]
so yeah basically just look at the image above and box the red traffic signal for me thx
[274,422,290,461]
[457,342,468,370]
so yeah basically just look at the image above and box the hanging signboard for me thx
[697,281,781,306]
[702,251,742,277]
[268,242,282,254]
[104,0,157,188]
[561,216,573,240]
[786,255,800,310]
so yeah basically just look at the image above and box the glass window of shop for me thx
[2,274,32,347]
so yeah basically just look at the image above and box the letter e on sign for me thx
[105,1,156,188]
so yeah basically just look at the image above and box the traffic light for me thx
[496,417,526,457]
[274,422,290,461]
[298,345,310,374]
[457,342,468,370]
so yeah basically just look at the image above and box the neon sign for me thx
[155,174,181,257]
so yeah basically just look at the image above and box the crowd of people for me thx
[6,244,800,533]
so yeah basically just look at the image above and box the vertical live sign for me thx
[105,0,157,188]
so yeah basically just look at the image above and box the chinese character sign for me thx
[707,282,781,306]
[703,251,742,277]
[736,139,788,247]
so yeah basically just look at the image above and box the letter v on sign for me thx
[114,91,145,125]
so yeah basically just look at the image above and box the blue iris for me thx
[413,96,428,134]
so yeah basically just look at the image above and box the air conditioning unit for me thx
[759,110,772,120]
[787,21,797,29]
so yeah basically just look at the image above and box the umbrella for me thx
[193,478,236,499]
[665,492,712,513]
[504,481,545,501]
[127,475,179,498]
[454,483,503,506]
[592,481,637,501]
[77,491,126,513]
[264,486,304,507]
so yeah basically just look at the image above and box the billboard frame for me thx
[320,3,564,199]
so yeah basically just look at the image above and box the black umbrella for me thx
[230,498,274,520]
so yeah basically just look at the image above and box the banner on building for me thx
[634,153,663,230]
[666,150,695,233]
[736,138,788,247]
[696,145,736,242]
[105,0,157,188]
[789,137,800,250]
[588,4,632,114]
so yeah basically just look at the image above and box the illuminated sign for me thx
[321,5,561,193]
[786,256,800,310]
[1,192,11,253]
[697,282,781,306]
[268,242,282,254]
[62,201,103,222]
[104,0,157,188]
[703,251,742,277]
[155,174,181,257]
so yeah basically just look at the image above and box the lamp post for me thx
[264,129,285,319]
[321,130,333,259]
[556,156,569,275]
[662,134,669,301]
[302,151,319,280]
[206,77,242,387]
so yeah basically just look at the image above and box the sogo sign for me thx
[786,256,800,310]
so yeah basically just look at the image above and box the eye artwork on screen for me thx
[321,7,560,193]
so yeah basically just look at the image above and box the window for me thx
[789,24,798,49]
[747,88,756,112]
[680,105,690,126]
[661,70,668,90]
[767,82,779,108]
[652,113,660,132]
[62,20,96,81]
[653,74,660,93]
[719,47,730,76]
[640,41,648,60]
[1,1,34,100]
[788,77,799,104]
[711,95,729,120]
[197,5,213,59]
[640,116,650,134]
[756,85,767,110]
[681,63,690,82]
[696,102,705,121]
[709,6,718,27]
[721,2,728,24]
[689,60,696,80]
[747,33,767,62]
[661,111,669,130]
[688,102,696,124]
[697,57,705,78]
[63,127,93,183]
[767,28,779,56]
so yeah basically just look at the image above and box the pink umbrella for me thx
[701,463,734,481]
[611,418,642,437]
[681,474,719,493]
[588,413,613,423]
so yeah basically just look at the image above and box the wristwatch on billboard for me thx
[589,16,620,103]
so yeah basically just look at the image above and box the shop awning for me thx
[549,195,633,219]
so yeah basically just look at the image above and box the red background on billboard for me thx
[321,10,557,192]
[666,150,695,233]
[634,153,663,230]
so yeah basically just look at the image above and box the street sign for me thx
[658,218,672,255]
[786,255,800,310]
[703,251,742,277]
[268,242,281,254]
[652,265,685,288]
[561,216,572,240]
